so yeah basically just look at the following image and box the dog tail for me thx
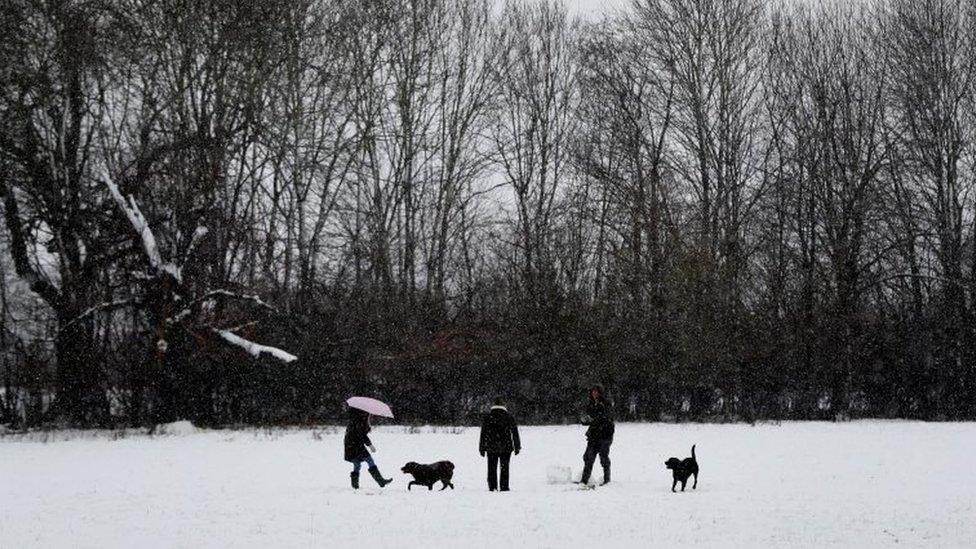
[691,444,696,460]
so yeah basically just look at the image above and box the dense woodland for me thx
[1,0,974,428]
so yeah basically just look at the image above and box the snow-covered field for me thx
[1,421,974,548]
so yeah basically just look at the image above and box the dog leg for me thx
[440,481,448,491]
[671,478,677,492]
[681,479,687,492]
[693,473,698,489]
[428,483,433,491]
[408,481,415,491]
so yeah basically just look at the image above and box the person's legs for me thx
[351,459,363,489]
[580,439,598,483]
[598,439,612,485]
[499,452,511,491]
[487,453,499,491]
[363,453,391,487]
[367,464,392,487]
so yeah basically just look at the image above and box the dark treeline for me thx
[1,0,974,428]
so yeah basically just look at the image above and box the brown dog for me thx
[401,461,455,491]
[665,444,699,492]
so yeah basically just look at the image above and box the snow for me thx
[167,291,276,326]
[1,421,974,548]
[546,464,573,484]
[203,290,277,311]
[217,329,298,363]
[61,300,132,331]
[184,226,209,261]
[154,420,198,436]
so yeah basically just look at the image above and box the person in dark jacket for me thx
[344,408,392,489]
[479,397,521,491]
[579,384,614,486]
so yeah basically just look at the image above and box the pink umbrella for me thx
[346,396,394,418]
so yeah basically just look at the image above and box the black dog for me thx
[664,444,698,492]
[401,461,456,491]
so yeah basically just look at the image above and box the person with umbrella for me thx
[479,397,521,491]
[578,384,614,486]
[344,397,394,489]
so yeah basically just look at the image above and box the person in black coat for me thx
[344,408,392,489]
[479,397,521,491]
[579,384,614,485]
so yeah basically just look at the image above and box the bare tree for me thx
[769,3,890,419]
[491,0,580,308]
[0,0,121,424]
[576,16,675,309]
[424,0,500,311]
[631,0,766,414]
[880,0,976,417]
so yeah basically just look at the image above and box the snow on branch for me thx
[216,329,298,363]
[102,170,182,283]
[200,290,277,311]
[101,168,298,363]
[58,300,133,335]
[181,226,209,268]
[166,290,278,325]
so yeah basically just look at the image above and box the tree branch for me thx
[101,169,182,283]
[1,181,63,308]
[214,329,297,363]
[57,300,133,336]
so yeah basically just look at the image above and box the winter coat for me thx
[479,406,521,455]
[343,411,372,462]
[582,397,615,441]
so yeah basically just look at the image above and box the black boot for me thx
[601,465,610,486]
[368,466,392,488]
[351,472,360,489]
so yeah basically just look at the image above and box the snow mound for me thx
[155,420,199,436]
[546,465,573,484]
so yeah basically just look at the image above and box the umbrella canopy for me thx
[346,396,394,418]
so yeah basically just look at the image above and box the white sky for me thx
[565,0,631,18]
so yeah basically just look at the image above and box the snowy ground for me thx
[1,421,974,548]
